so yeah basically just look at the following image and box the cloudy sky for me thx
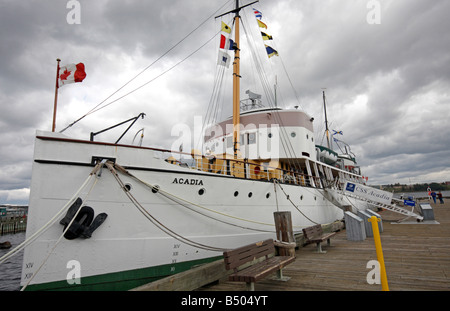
[0,0,449,205]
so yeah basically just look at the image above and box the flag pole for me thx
[52,58,61,132]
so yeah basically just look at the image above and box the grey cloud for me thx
[0,0,449,204]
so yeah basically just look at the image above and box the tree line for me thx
[378,182,450,193]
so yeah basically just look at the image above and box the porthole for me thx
[306,134,309,139]
[152,185,160,193]
[124,184,132,192]
[198,188,205,195]
[300,195,303,200]
[248,192,253,198]
[266,192,271,199]
[234,191,239,197]
[291,132,296,138]
[268,133,272,138]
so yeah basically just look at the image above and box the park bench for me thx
[302,224,337,253]
[223,239,295,291]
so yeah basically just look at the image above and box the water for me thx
[0,232,25,291]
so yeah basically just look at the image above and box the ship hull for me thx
[21,131,367,290]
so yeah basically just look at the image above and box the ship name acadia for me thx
[172,177,204,186]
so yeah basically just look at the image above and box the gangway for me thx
[338,190,424,221]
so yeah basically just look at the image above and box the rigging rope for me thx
[239,10,303,171]
[60,0,234,133]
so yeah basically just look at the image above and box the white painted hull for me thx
[20,131,368,290]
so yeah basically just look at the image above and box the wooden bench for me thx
[302,224,337,253]
[223,239,295,291]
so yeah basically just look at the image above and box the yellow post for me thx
[368,215,389,291]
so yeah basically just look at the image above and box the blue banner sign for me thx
[404,200,416,207]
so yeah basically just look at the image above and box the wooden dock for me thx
[198,200,450,291]
[0,216,27,236]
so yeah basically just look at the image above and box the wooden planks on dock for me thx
[199,201,450,291]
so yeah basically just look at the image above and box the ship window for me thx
[300,195,303,200]
[152,185,160,194]
[198,188,205,195]
[266,192,271,199]
[248,192,253,198]
[306,134,309,139]
[124,184,132,192]
[291,132,296,138]
[268,133,272,138]
[234,191,239,197]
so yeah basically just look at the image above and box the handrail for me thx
[165,152,320,188]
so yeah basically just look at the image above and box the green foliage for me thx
[378,182,450,193]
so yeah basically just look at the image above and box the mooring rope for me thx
[105,162,228,252]
[0,162,103,266]
[274,180,320,225]
[111,163,280,230]
[20,175,100,291]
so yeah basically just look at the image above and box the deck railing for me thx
[160,149,322,188]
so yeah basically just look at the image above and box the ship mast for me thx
[232,0,241,159]
[216,0,258,159]
[322,89,331,149]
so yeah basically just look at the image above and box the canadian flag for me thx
[58,63,86,87]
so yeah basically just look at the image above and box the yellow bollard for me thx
[368,215,389,291]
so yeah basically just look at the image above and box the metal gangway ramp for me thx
[338,188,424,221]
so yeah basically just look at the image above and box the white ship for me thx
[17,1,383,290]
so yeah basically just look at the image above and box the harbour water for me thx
[0,232,25,291]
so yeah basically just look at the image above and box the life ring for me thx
[63,206,95,240]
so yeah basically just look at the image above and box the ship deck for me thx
[198,199,450,291]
